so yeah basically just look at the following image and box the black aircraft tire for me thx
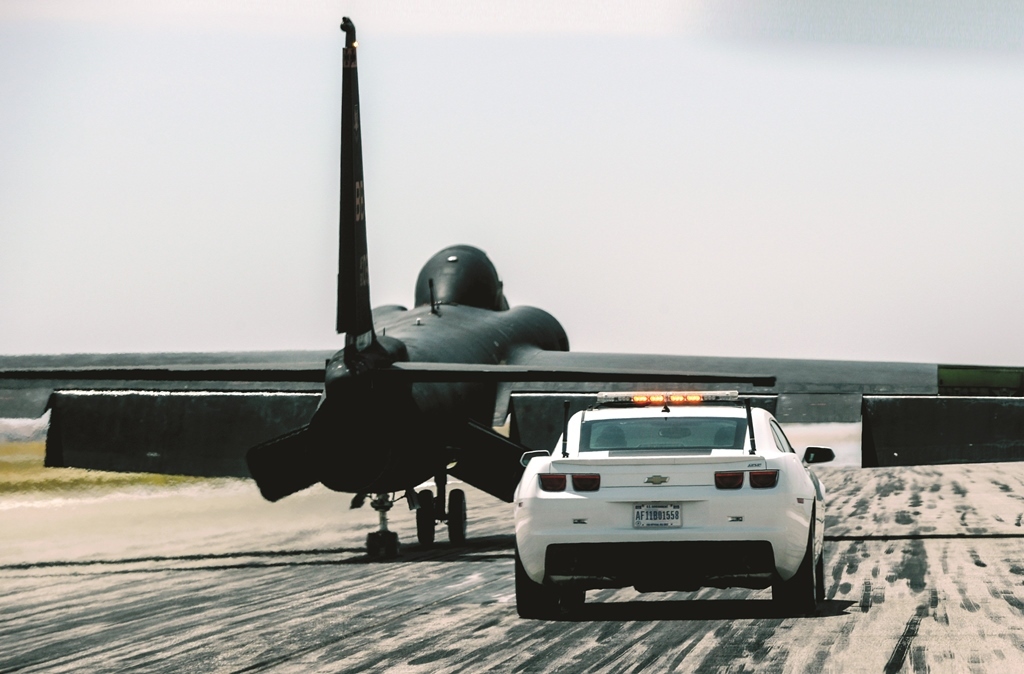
[448,489,467,545]
[383,532,400,558]
[416,489,436,547]
[367,530,400,559]
[366,533,381,558]
[773,514,818,617]
[515,547,558,619]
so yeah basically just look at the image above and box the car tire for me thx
[416,489,435,547]
[557,587,585,618]
[448,489,467,545]
[515,547,558,619]
[815,552,826,603]
[773,512,818,617]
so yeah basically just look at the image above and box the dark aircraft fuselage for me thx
[313,245,568,495]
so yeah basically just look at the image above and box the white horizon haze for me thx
[2,1,1024,366]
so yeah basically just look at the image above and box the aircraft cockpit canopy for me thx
[414,245,509,311]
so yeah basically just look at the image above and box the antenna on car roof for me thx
[561,401,570,458]
[744,398,757,455]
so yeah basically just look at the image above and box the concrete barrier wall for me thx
[776,393,862,423]
[46,391,321,478]
[862,396,1024,467]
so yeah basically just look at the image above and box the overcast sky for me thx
[2,1,1024,366]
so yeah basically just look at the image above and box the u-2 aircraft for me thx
[247,19,777,555]
[3,19,1023,557]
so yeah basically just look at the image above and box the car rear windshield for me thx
[579,417,748,452]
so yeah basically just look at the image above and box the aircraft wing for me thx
[0,349,776,482]
[0,351,332,478]
[383,361,775,386]
[490,348,937,427]
[0,350,333,416]
[504,349,938,394]
[6,348,1024,486]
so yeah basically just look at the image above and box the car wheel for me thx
[416,489,435,546]
[773,513,818,616]
[515,547,558,619]
[815,552,826,603]
[557,587,586,618]
[448,489,467,545]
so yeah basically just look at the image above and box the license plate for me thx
[633,503,682,528]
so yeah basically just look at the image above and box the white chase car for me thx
[513,391,834,618]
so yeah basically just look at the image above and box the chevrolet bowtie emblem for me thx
[645,475,669,485]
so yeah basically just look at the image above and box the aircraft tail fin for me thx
[336,17,376,353]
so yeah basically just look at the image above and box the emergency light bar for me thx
[595,391,740,407]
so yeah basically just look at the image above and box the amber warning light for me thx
[596,391,739,407]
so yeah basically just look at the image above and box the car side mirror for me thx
[803,446,835,465]
[520,450,550,467]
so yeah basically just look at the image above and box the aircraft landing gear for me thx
[447,488,467,545]
[416,489,435,546]
[366,493,400,558]
[415,474,468,547]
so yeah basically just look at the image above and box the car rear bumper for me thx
[544,540,778,591]
[516,493,811,590]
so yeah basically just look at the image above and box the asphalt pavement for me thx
[4,462,1024,672]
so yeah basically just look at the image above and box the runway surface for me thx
[4,460,1024,672]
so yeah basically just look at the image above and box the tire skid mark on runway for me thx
[0,547,366,570]
[892,539,928,594]
[822,465,1024,539]
[954,577,980,613]
[232,562,512,672]
[619,606,733,673]
[803,620,856,674]
[928,588,948,626]
[1,540,514,585]
[2,579,212,672]
[661,629,710,672]
[14,467,1024,671]
[859,581,872,612]
[509,620,640,673]
[253,552,527,672]
[882,604,928,674]
[910,644,930,674]
[691,612,784,673]
[826,532,1024,541]
[3,557,360,578]
[2,540,512,671]
[242,573,499,667]
[625,623,707,673]
[989,584,1024,615]
[826,540,862,602]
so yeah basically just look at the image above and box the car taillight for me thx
[571,474,601,491]
[749,470,779,488]
[538,474,567,491]
[715,471,744,489]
